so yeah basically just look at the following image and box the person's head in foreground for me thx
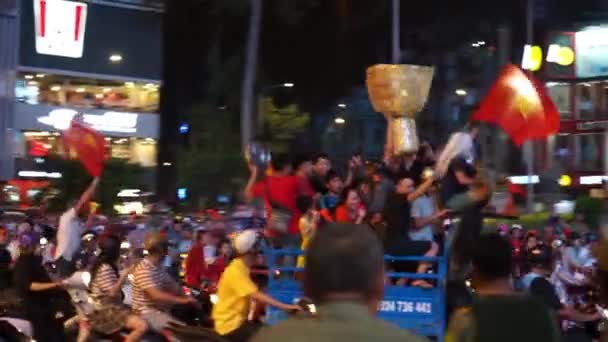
[304,223,384,313]
[471,233,513,291]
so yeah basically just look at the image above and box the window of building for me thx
[578,133,603,171]
[21,131,157,168]
[15,72,160,113]
[575,83,595,120]
[546,82,572,119]
[599,81,608,119]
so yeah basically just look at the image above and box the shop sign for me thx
[37,108,138,133]
[575,27,608,78]
[577,120,608,130]
[34,0,88,58]
[560,120,608,134]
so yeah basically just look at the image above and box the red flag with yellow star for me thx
[63,116,106,176]
[471,64,560,146]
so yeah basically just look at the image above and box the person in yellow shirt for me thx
[212,230,299,342]
[296,196,318,268]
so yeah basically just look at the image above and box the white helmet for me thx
[233,230,260,255]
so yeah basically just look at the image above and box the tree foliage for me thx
[259,97,310,154]
[176,103,245,207]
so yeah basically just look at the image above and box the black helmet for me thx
[527,244,553,270]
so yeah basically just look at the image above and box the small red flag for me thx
[471,64,560,146]
[28,140,50,157]
[63,117,106,176]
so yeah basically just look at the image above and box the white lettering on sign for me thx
[37,108,138,133]
[576,121,608,131]
[378,300,432,314]
[34,0,88,58]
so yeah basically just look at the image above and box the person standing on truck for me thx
[252,223,429,342]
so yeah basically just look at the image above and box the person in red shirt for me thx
[185,231,226,288]
[334,187,366,224]
[244,154,301,248]
[184,231,205,287]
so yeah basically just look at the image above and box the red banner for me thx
[63,117,106,176]
[471,64,560,146]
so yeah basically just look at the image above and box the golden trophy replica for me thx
[366,64,434,157]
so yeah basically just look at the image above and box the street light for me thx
[338,103,346,108]
[455,89,467,96]
[283,83,294,88]
[109,54,123,63]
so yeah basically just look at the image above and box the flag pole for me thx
[392,0,400,64]
[524,0,535,213]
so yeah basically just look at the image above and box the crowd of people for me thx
[0,121,605,342]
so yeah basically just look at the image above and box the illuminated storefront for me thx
[542,27,608,186]
[0,0,163,187]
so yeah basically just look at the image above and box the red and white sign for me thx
[33,0,87,58]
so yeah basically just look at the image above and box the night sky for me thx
[163,0,603,113]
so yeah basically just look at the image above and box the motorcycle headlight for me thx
[39,237,48,246]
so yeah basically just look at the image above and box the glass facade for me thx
[21,131,157,167]
[15,72,159,113]
[546,81,608,172]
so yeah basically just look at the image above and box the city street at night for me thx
[0,0,607,341]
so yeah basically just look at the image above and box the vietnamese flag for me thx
[471,64,560,146]
[63,116,106,176]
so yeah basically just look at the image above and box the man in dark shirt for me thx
[252,224,428,342]
[383,176,442,287]
[12,231,68,341]
[309,154,331,195]
[447,233,561,342]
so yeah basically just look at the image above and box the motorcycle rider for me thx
[131,232,198,334]
[12,230,68,341]
[212,230,299,342]
[84,235,148,342]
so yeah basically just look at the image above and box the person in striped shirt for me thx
[131,232,198,333]
[85,235,147,342]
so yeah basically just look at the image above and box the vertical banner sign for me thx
[33,0,88,58]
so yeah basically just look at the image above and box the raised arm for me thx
[74,177,100,214]
[244,164,259,203]
[407,177,434,203]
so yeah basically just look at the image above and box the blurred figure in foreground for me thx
[447,233,560,342]
[253,224,428,342]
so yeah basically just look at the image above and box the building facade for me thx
[542,25,608,189]
[0,0,163,201]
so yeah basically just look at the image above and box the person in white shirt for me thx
[55,177,99,277]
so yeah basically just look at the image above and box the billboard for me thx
[575,27,608,78]
[21,0,162,80]
[34,0,88,58]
